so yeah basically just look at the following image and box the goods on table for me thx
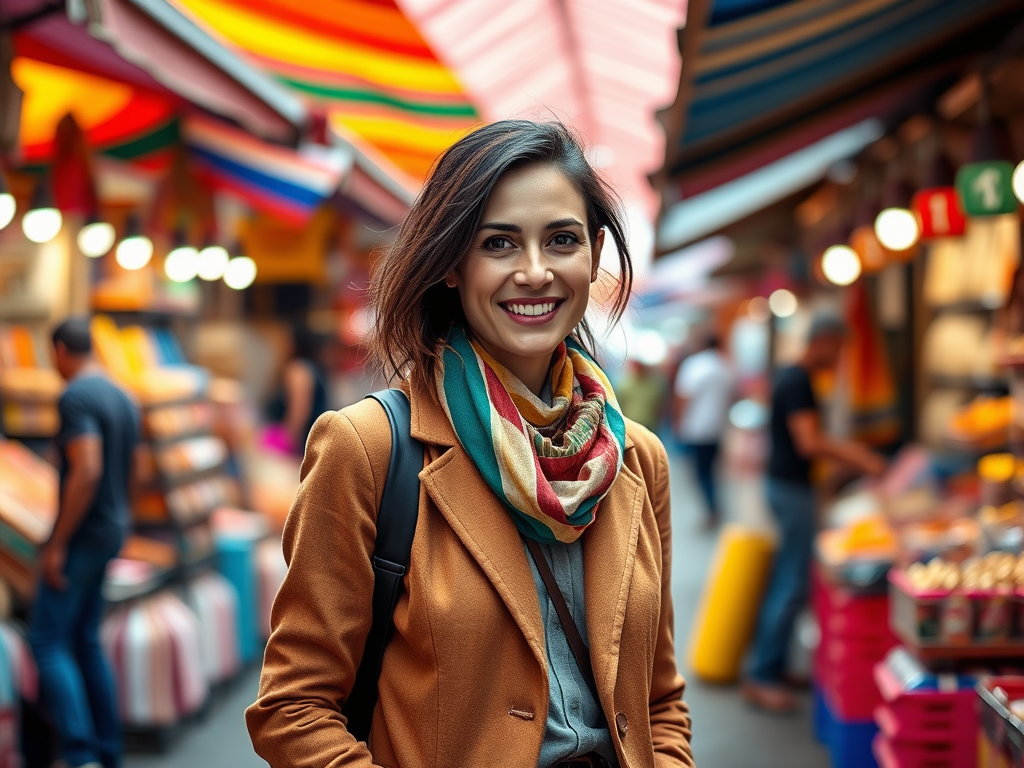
[948,396,1013,448]
[818,514,898,567]
[687,525,774,683]
[0,439,57,599]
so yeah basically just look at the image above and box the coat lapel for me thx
[583,457,645,703]
[419,447,548,671]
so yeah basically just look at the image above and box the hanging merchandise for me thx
[957,161,1017,217]
[185,572,242,685]
[0,622,38,768]
[843,282,900,446]
[255,538,286,641]
[912,187,966,239]
[101,591,209,728]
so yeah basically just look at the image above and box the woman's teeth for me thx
[507,302,556,316]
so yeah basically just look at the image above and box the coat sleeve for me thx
[246,409,388,768]
[648,440,696,768]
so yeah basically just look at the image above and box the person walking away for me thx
[265,324,329,455]
[616,357,668,433]
[743,315,885,713]
[31,318,142,768]
[673,335,735,527]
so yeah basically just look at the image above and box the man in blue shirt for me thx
[30,318,141,768]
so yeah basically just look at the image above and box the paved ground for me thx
[125,450,829,768]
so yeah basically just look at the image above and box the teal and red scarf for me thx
[435,325,626,544]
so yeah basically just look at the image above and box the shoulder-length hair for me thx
[369,120,633,392]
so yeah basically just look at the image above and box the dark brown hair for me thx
[370,120,633,391]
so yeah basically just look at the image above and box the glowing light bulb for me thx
[78,221,116,258]
[748,296,770,322]
[822,245,862,286]
[164,245,200,282]
[224,256,257,290]
[0,193,14,231]
[116,235,154,270]
[197,245,229,281]
[1013,160,1024,205]
[874,208,919,251]
[769,289,797,318]
[22,208,62,243]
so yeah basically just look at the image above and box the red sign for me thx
[912,187,966,239]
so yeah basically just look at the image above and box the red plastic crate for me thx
[822,674,884,722]
[873,663,977,744]
[873,733,976,768]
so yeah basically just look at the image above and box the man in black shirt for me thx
[743,315,885,713]
[30,318,141,768]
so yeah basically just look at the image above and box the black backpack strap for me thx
[343,389,423,744]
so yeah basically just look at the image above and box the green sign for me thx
[956,161,1018,216]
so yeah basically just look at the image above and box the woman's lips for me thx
[499,299,564,325]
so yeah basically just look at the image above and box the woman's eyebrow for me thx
[478,222,520,233]
[547,218,585,229]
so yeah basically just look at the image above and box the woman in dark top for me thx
[271,324,329,453]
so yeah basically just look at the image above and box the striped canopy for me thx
[172,0,480,182]
[663,0,1024,197]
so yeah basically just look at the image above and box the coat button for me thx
[615,712,628,737]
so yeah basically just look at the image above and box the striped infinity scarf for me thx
[436,325,626,544]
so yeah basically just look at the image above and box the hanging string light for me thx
[822,245,862,286]
[78,215,116,258]
[769,289,798,318]
[0,172,14,231]
[197,244,229,281]
[22,175,62,244]
[115,214,154,270]
[164,228,200,282]
[223,243,257,290]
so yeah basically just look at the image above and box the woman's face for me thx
[448,162,603,392]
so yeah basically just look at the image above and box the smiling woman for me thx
[246,121,695,768]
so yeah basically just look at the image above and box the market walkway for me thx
[124,450,829,768]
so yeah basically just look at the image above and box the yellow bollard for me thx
[688,524,775,683]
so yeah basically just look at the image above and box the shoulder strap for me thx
[343,389,423,744]
[523,538,603,709]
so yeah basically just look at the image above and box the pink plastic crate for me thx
[873,663,977,744]
[822,674,884,722]
[873,732,976,768]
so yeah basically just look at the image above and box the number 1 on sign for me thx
[973,168,1005,211]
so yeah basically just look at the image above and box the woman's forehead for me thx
[481,164,587,223]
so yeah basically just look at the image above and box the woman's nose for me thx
[514,245,553,287]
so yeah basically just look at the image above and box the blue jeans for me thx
[748,479,816,684]
[29,540,121,768]
[683,442,720,520]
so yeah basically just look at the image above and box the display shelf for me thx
[930,299,1005,314]
[104,567,177,607]
[148,428,213,449]
[893,623,1024,662]
[929,374,1008,390]
[160,462,230,490]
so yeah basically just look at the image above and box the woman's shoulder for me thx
[306,399,394,473]
[622,417,669,480]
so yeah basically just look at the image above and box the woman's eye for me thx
[550,233,580,248]
[483,236,514,251]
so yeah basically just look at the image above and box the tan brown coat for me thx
[246,380,694,768]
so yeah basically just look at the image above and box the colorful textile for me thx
[436,326,626,544]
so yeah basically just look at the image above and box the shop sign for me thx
[956,162,1018,216]
[911,187,966,239]
[850,225,888,273]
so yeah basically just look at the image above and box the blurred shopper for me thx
[743,316,885,713]
[31,318,141,768]
[673,335,735,527]
[265,324,329,455]
[616,357,668,432]
[248,121,694,768]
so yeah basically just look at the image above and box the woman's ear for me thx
[444,272,458,289]
[591,228,605,282]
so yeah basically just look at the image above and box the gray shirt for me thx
[525,538,616,768]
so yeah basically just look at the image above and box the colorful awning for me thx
[183,114,345,225]
[12,56,178,172]
[171,0,480,182]
[661,0,1024,198]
